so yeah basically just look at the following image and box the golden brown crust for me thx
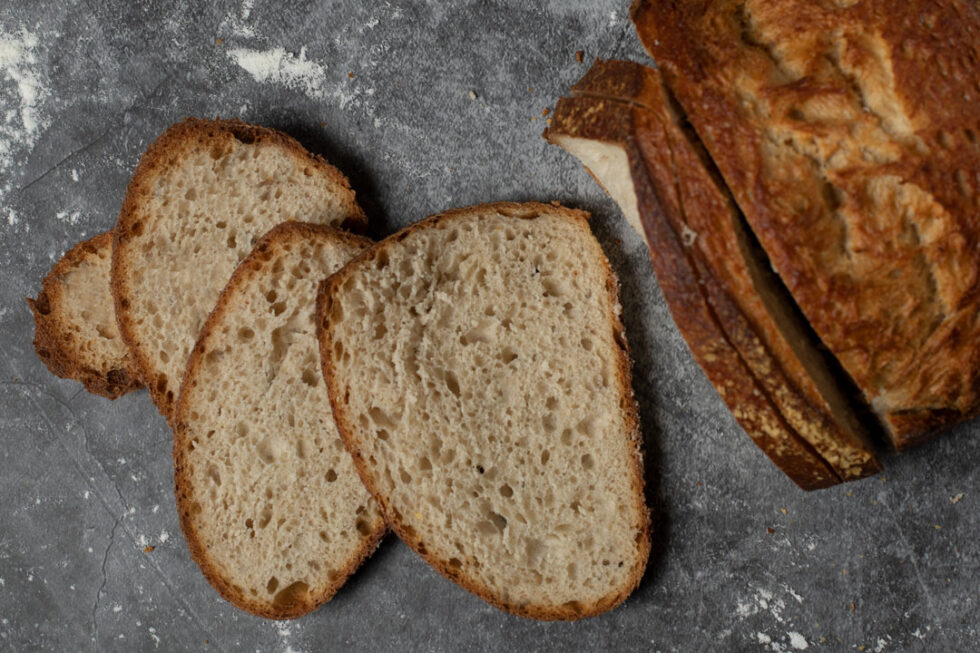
[631,0,980,446]
[173,222,382,620]
[112,117,367,423]
[545,61,879,488]
[27,231,142,399]
[316,201,651,620]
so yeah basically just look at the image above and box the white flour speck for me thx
[56,210,82,225]
[6,209,16,225]
[757,632,772,644]
[787,587,804,604]
[0,578,4,586]
[788,632,808,650]
[137,534,148,547]
[228,46,326,100]
[0,27,49,191]
[158,531,169,543]
[874,637,889,652]
[112,604,122,613]
[152,504,159,513]
[70,168,79,182]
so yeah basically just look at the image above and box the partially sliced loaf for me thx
[112,118,366,422]
[545,59,880,489]
[317,202,650,620]
[27,231,141,399]
[174,222,384,620]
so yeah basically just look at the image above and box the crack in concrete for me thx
[16,127,113,197]
[91,512,122,649]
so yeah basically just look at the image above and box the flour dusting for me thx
[228,46,326,99]
[56,210,81,225]
[787,632,808,650]
[0,26,50,195]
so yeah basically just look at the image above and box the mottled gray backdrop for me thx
[1,1,977,651]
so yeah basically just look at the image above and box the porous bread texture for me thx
[27,231,141,399]
[112,118,366,422]
[318,202,650,620]
[174,222,383,620]
[632,0,980,446]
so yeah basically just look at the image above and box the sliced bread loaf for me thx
[27,231,141,399]
[317,202,650,620]
[174,222,384,619]
[112,118,366,422]
[545,59,879,489]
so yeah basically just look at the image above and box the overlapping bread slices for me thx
[545,59,879,488]
[27,231,141,399]
[174,222,384,619]
[317,202,650,620]
[112,118,366,423]
[631,0,980,447]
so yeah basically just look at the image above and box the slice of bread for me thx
[112,118,366,423]
[545,59,880,489]
[174,222,384,620]
[317,202,650,620]
[27,231,141,399]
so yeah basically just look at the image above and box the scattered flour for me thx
[227,46,326,100]
[223,0,257,38]
[56,210,81,225]
[6,208,16,225]
[70,168,79,182]
[158,531,169,543]
[787,632,808,650]
[0,26,49,195]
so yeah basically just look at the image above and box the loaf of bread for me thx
[632,0,980,448]
[27,231,141,399]
[112,118,366,423]
[546,60,880,489]
[174,222,384,619]
[317,202,650,620]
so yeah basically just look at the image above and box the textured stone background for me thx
[1,1,978,651]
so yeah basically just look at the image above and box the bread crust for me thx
[27,231,141,399]
[631,0,980,447]
[112,118,367,423]
[546,60,881,488]
[317,201,651,620]
[173,222,382,620]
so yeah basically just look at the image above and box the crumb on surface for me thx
[576,50,584,63]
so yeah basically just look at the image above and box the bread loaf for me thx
[174,222,384,619]
[27,231,141,399]
[317,202,650,620]
[112,118,366,422]
[632,0,980,448]
[545,59,880,489]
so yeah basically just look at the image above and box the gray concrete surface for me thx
[1,1,978,650]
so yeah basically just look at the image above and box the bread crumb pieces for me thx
[320,121,326,127]
[468,90,478,100]
[780,507,787,515]
[576,50,584,63]
[934,524,942,530]
[143,546,155,553]
[216,37,223,45]
[951,493,964,504]
[348,72,354,79]
[850,602,856,612]
[766,527,774,534]
[542,107,550,117]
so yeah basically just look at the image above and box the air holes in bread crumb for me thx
[581,454,594,470]
[301,367,319,387]
[238,327,254,341]
[325,469,337,482]
[499,484,513,498]
[266,576,278,594]
[444,371,460,397]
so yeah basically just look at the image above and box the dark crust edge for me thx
[316,201,652,621]
[111,117,368,424]
[172,221,384,620]
[26,231,142,400]
[544,60,879,489]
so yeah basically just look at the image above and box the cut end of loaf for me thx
[28,231,141,399]
[319,201,651,620]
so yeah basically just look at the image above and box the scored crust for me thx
[545,59,881,489]
[112,117,367,423]
[173,222,384,620]
[631,0,980,447]
[316,201,651,620]
[27,231,141,399]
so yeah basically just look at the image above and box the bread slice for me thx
[27,231,141,399]
[545,60,880,489]
[631,1,980,447]
[317,202,650,620]
[173,222,384,620]
[112,118,366,423]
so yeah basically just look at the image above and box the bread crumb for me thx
[348,72,354,79]
[766,527,774,534]
[320,121,326,127]
[468,90,478,100]
[216,37,223,45]
[143,546,155,553]
[542,107,550,117]
[951,493,964,504]
[934,524,942,530]
[576,50,584,63]
[531,116,538,122]
[850,602,856,612]
[780,507,787,515]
